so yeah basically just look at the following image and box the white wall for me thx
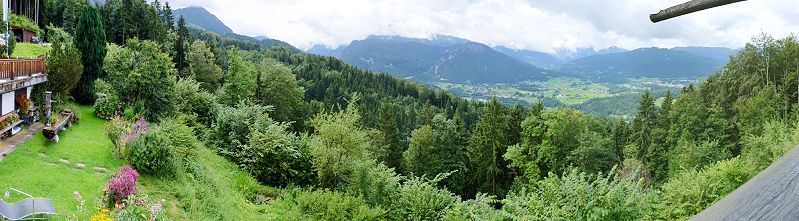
[2,91,13,115]
[27,87,31,98]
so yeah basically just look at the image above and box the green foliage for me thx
[217,47,257,106]
[45,41,83,97]
[236,117,314,187]
[255,58,305,129]
[656,158,751,220]
[390,174,461,220]
[99,0,169,45]
[45,24,72,43]
[632,90,656,160]
[127,125,180,177]
[187,40,223,92]
[172,77,218,128]
[208,102,268,156]
[402,114,466,194]
[175,15,189,74]
[103,39,175,122]
[503,167,656,221]
[467,97,511,197]
[376,98,402,170]
[267,188,386,221]
[94,96,124,120]
[158,119,199,165]
[669,140,730,175]
[0,30,17,56]
[442,193,504,221]
[73,4,107,104]
[309,95,372,189]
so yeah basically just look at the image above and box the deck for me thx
[0,59,46,93]
[690,144,799,220]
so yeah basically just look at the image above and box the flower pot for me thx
[19,113,30,126]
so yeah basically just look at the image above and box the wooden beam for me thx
[650,0,747,23]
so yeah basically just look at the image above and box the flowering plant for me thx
[105,166,140,206]
[15,94,31,114]
[94,96,124,120]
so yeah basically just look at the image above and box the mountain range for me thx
[173,6,737,84]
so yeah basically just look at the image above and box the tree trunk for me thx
[650,0,747,23]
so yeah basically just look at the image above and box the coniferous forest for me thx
[12,0,799,220]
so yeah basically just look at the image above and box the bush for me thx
[105,166,139,206]
[656,158,750,220]
[127,125,179,177]
[158,119,197,164]
[94,96,124,120]
[44,41,83,96]
[266,188,385,220]
[208,102,269,157]
[503,167,656,221]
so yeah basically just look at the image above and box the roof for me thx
[690,144,799,220]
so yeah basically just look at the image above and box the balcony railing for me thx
[0,58,45,80]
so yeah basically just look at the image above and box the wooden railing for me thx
[0,58,45,80]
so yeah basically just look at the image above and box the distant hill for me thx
[339,38,552,84]
[174,7,233,35]
[421,42,551,83]
[253,36,269,40]
[559,47,727,83]
[671,46,737,61]
[493,46,563,69]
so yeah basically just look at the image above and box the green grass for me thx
[11,43,51,58]
[0,105,124,220]
[0,105,279,220]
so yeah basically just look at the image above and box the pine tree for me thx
[647,90,673,183]
[163,2,174,30]
[377,98,402,170]
[632,90,656,160]
[72,5,107,104]
[508,103,526,146]
[175,15,189,75]
[467,97,510,198]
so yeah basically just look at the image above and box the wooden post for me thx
[650,0,747,23]
[45,91,51,125]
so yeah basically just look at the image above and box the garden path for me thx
[0,122,45,161]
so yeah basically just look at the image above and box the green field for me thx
[11,43,51,58]
[430,77,688,106]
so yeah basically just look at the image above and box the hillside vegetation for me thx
[10,2,799,220]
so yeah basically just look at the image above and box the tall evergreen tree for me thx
[175,15,189,75]
[632,90,657,161]
[648,90,673,183]
[72,5,107,104]
[163,2,174,30]
[377,98,402,170]
[508,103,526,146]
[467,97,510,198]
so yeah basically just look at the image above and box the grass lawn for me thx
[11,43,51,58]
[0,105,124,220]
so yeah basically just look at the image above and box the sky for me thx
[165,0,799,53]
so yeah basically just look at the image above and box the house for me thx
[10,26,36,43]
[0,58,46,115]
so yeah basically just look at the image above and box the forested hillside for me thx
[560,47,728,83]
[26,1,799,220]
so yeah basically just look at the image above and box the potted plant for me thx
[49,114,57,127]
[15,94,31,125]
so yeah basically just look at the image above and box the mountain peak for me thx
[174,6,233,35]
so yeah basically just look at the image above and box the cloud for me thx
[164,0,799,53]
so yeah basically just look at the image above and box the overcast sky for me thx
[164,0,798,53]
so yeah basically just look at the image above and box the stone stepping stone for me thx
[58,158,69,164]
[44,162,57,166]
[38,153,46,157]
[76,163,85,168]
[93,166,108,172]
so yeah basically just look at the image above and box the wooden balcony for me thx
[0,58,47,93]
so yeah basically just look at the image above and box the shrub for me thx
[233,119,314,187]
[44,41,83,96]
[503,167,657,221]
[656,158,750,220]
[105,117,149,160]
[208,102,269,157]
[105,166,139,206]
[267,188,385,220]
[158,119,197,164]
[62,103,82,121]
[94,96,124,120]
[127,125,179,177]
